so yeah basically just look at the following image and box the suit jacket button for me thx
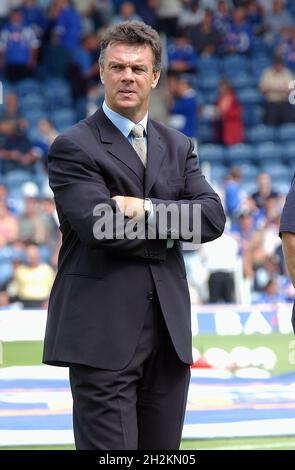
[147,291,154,300]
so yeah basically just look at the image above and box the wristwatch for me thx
[144,198,153,222]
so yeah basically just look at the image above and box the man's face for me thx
[100,42,160,122]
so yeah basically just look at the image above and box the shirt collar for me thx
[102,101,148,138]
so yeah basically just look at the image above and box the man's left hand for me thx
[112,196,144,221]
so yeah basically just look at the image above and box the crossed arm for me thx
[49,135,225,259]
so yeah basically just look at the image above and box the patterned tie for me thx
[131,124,147,167]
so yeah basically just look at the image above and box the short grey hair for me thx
[99,21,162,72]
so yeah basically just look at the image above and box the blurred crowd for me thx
[0,0,295,308]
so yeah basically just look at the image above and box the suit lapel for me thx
[89,109,166,195]
[145,119,166,196]
[91,108,145,185]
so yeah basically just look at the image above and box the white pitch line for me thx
[209,441,295,450]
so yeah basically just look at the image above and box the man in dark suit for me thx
[43,21,226,450]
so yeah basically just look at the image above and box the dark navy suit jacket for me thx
[43,107,226,370]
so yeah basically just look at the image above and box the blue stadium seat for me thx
[4,170,35,190]
[198,74,220,91]
[51,108,77,132]
[222,55,250,75]
[209,164,228,184]
[239,163,259,181]
[251,38,272,57]
[277,123,295,142]
[19,93,46,111]
[272,180,292,195]
[44,77,71,94]
[225,144,254,165]
[197,124,214,143]
[284,142,295,163]
[203,89,218,104]
[250,55,272,81]
[242,181,257,195]
[259,163,291,182]
[24,108,48,125]
[237,88,264,105]
[248,125,277,143]
[17,78,41,96]
[256,142,283,164]
[198,56,220,75]
[198,144,225,164]
[229,72,257,89]
[44,78,73,108]
[243,104,264,127]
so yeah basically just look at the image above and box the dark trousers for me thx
[69,294,191,450]
[264,101,293,126]
[208,271,234,303]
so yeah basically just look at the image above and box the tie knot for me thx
[131,124,144,138]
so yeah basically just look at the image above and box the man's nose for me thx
[121,67,134,81]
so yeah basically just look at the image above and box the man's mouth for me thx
[118,90,135,95]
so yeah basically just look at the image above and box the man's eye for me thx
[111,65,121,70]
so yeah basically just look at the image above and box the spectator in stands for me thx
[20,0,46,38]
[277,27,295,71]
[189,9,222,56]
[156,0,182,37]
[0,201,19,244]
[167,73,198,138]
[178,0,204,30]
[259,54,294,125]
[41,29,72,78]
[200,231,239,303]
[254,277,287,303]
[38,118,58,148]
[19,196,48,245]
[111,1,142,25]
[1,121,41,174]
[215,79,244,146]
[0,93,26,133]
[12,243,55,309]
[252,173,279,210]
[71,32,100,98]
[167,32,198,74]
[72,0,110,33]
[224,166,246,219]
[246,0,266,36]
[213,0,231,36]
[35,119,58,163]
[0,184,18,216]
[231,209,256,280]
[54,0,82,51]
[263,0,293,46]
[0,290,11,308]
[0,7,39,82]
[0,0,10,29]
[222,6,253,54]
[41,196,61,253]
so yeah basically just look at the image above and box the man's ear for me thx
[100,67,104,85]
[151,71,160,89]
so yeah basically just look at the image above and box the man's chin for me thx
[116,98,138,107]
